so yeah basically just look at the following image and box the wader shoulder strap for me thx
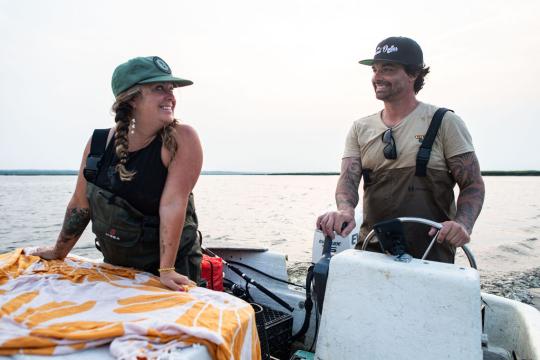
[415,108,453,177]
[83,128,110,183]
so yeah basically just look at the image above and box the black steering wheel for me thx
[361,217,477,269]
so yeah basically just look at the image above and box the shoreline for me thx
[480,267,540,309]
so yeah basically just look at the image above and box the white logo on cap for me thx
[153,56,171,74]
[375,45,399,55]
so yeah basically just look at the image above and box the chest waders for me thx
[357,108,457,263]
[83,129,201,281]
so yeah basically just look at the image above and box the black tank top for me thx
[95,134,167,216]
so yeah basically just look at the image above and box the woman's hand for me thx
[159,271,196,291]
[25,246,64,260]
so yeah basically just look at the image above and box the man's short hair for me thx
[404,65,430,94]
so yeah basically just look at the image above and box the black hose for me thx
[227,260,305,289]
[309,299,320,353]
[290,265,314,342]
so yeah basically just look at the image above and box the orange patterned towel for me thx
[0,249,261,359]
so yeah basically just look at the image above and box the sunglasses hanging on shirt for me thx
[382,128,397,160]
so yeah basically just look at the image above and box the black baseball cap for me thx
[359,37,424,67]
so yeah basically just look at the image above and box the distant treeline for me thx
[480,171,540,176]
[267,171,540,176]
[1,170,539,176]
[0,170,78,176]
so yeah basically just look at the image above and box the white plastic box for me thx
[315,250,482,360]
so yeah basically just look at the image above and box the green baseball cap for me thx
[111,56,193,97]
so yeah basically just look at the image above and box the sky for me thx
[0,0,539,172]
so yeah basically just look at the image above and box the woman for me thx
[29,56,203,291]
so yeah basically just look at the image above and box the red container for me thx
[201,255,224,291]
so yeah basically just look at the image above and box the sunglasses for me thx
[382,128,397,160]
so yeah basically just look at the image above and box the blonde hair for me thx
[111,85,179,182]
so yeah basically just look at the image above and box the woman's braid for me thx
[112,101,136,181]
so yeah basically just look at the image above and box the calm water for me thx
[0,175,539,279]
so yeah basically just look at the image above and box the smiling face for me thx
[371,62,416,102]
[131,82,176,126]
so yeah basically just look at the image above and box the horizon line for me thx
[1,169,540,176]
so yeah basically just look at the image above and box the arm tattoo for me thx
[336,157,362,211]
[447,152,485,233]
[60,208,90,240]
[54,207,90,256]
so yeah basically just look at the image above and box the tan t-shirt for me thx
[343,102,474,171]
[343,102,475,263]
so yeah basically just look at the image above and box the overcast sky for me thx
[1,0,539,172]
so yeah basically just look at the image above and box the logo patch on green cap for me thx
[153,56,171,74]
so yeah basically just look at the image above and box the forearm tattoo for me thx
[336,157,362,210]
[55,207,90,253]
[447,152,485,233]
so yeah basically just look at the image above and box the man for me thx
[317,36,485,263]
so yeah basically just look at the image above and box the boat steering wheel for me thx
[361,217,477,269]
